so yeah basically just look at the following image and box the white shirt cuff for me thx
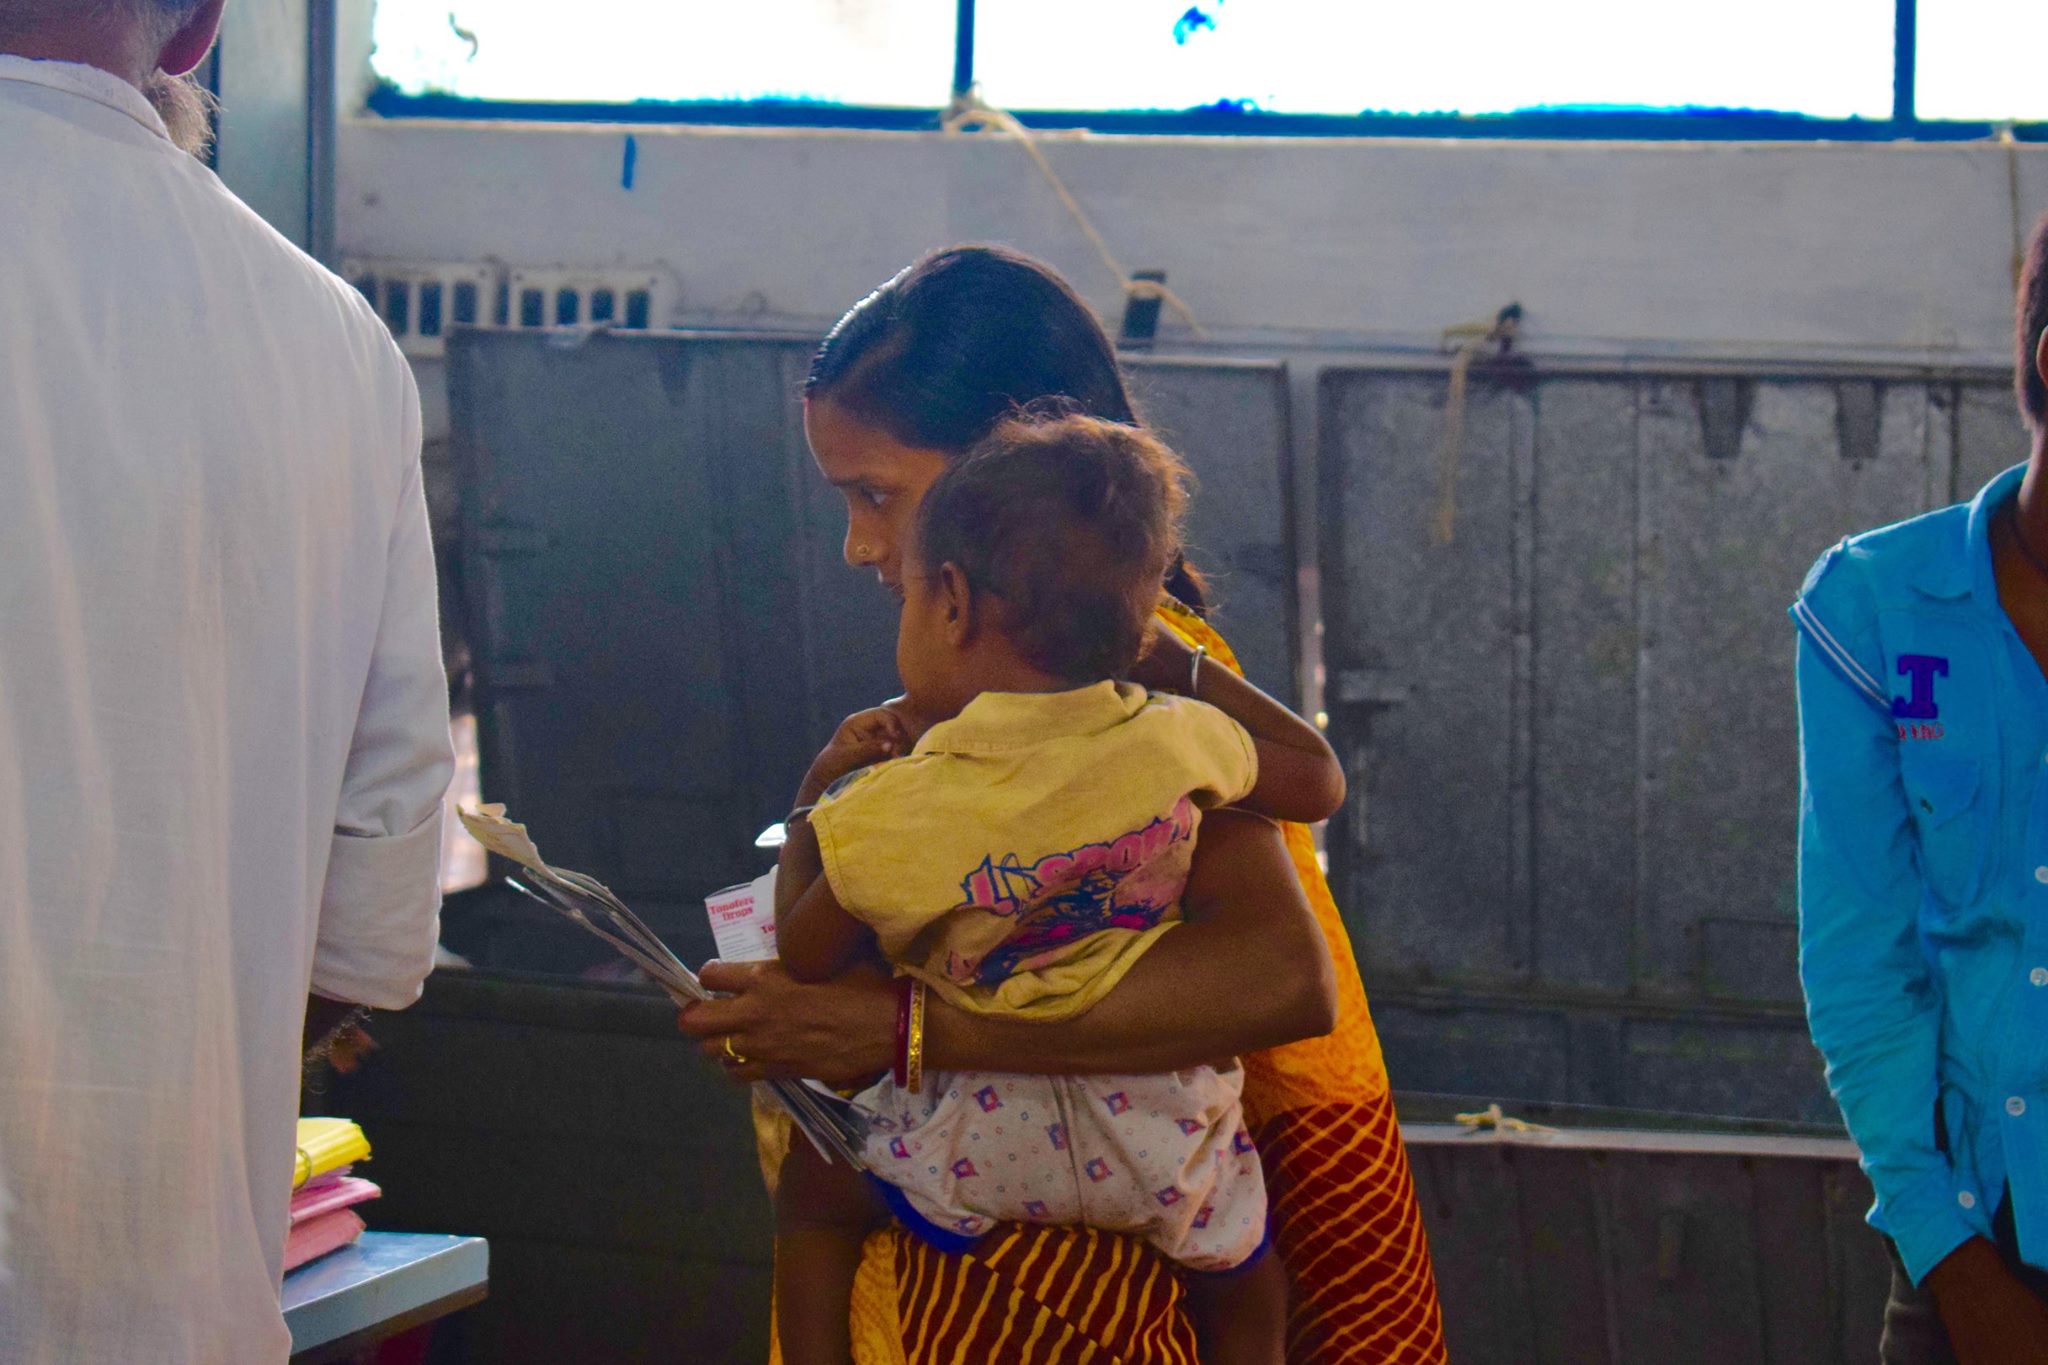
[311,810,444,1009]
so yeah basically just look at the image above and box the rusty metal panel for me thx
[1532,380,1641,997]
[1509,1146,1617,1365]
[1749,1156,1852,1364]
[1598,1153,1770,1363]
[1406,1140,1549,1364]
[449,332,1295,969]
[1126,358,1298,698]
[328,974,774,1364]
[1636,379,1934,1006]
[1370,994,1834,1123]
[1406,1123,1889,1365]
[1618,1016,1831,1123]
[1320,374,1530,987]
[451,332,820,960]
[1321,364,2010,1120]
[1955,381,2029,502]
[1370,1000,1578,1105]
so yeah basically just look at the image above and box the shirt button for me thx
[2037,867,2048,884]
[2011,1097,2029,1117]
[2033,968,2048,987]
[1960,1190,1978,1209]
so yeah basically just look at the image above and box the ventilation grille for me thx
[342,260,675,358]
[506,268,673,336]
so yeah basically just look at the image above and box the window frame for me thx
[364,0,2048,143]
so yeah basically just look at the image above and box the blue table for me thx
[282,1232,488,1364]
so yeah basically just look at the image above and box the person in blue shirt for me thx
[1794,216,2048,1365]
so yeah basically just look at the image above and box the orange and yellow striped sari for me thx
[759,608,1447,1364]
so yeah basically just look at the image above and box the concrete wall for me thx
[335,112,2048,676]
[339,116,2048,363]
[333,107,2048,736]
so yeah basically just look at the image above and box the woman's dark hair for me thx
[808,244,1206,611]
[2019,213,2048,432]
[917,412,1190,685]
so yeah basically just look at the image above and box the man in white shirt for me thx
[0,1,454,1360]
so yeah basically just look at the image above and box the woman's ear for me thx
[2033,325,2048,404]
[938,562,976,647]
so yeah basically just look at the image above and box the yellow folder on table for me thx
[294,1117,370,1190]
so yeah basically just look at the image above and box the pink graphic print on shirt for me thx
[942,795,1198,988]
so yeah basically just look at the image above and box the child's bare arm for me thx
[774,806,827,920]
[1134,623,1344,823]
[773,705,912,980]
[776,851,872,984]
[1239,726,1346,826]
[775,703,915,923]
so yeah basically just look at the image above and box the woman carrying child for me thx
[776,411,1333,1364]
[680,245,1447,1364]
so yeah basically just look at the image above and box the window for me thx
[1915,1,2048,122]
[371,0,956,108]
[975,0,1891,120]
[366,0,2044,139]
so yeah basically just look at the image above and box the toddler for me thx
[771,412,1344,1365]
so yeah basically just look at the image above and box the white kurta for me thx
[0,57,453,1363]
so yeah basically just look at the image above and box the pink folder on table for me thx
[283,1175,380,1271]
[282,1209,366,1272]
[290,1175,380,1224]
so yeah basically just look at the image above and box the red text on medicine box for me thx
[704,868,778,962]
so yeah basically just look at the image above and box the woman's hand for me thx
[799,707,914,805]
[677,959,897,1089]
[691,814,1336,1087]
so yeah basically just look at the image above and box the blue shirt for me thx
[1792,461,2048,1285]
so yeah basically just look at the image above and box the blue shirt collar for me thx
[1910,462,2028,603]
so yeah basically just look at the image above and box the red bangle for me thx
[892,975,913,1089]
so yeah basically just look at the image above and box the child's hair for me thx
[914,411,1191,685]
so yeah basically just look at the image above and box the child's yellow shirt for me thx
[808,681,1256,1021]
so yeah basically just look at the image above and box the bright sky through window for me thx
[1916,1,2048,121]
[978,0,1892,117]
[370,0,957,106]
[369,0,1909,121]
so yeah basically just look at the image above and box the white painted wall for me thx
[337,110,2048,712]
[337,113,2048,591]
[340,116,2048,380]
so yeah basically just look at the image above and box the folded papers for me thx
[286,1121,379,1271]
[459,803,866,1169]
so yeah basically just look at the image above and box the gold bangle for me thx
[905,979,927,1095]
